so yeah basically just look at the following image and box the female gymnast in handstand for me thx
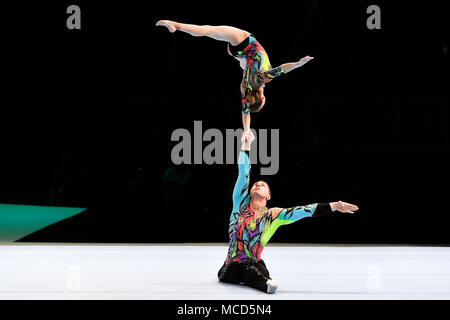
[218,130,359,293]
[156,20,314,133]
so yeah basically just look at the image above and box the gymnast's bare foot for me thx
[156,20,178,33]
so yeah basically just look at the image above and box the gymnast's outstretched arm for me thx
[281,56,315,73]
[261,56,315,84]
[270,201,359,226]
[259,201,358,245]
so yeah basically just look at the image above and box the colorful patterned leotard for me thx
[224,151,332,265]
[227,34,286,113]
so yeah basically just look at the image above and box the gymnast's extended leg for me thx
[156,20,250,46]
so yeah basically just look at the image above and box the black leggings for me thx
[218,260,272,293]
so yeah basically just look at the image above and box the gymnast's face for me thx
[250,181,271,201]
[251,87,266,112]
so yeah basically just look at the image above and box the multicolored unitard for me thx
[227,34,286,113]
[224,151,332,265]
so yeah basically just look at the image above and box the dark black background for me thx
[2,0,449,244]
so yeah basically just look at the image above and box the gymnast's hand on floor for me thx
[330,201,359,214]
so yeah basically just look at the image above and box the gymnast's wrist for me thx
[329,202,337,212]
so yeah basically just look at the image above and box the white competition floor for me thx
[1,243,450,300]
